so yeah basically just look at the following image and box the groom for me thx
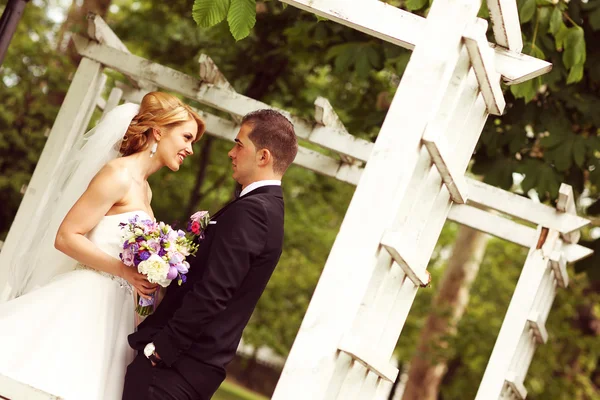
[124,109,298,400]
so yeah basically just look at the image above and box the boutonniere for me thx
[187,211,211,240]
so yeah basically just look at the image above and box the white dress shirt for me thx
[240,180,282,197]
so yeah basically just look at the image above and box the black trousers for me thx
[123,354,201,400]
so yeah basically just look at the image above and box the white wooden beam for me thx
[557,183,581,244]
[0,375,60,399]
[549,250,569,288]
[279,0,552,85]
[72,35,373,163]
[475,234,552,400]
[486,0,523,52]
[313,97,357,165]
[463,20,506,115]
[465,178,590,234]
[422,133,469,204]
[380,233,430,287]
[337,335,399,383]
[101,87,123,119]
[86,13,155,91]
[504,372,528,400]
[447,203,592,263]
[527,311,549,344]
[198,53,242,124]
[273,0,483,396]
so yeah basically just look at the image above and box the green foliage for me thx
[192,0,257,41]
[213,379,268,400]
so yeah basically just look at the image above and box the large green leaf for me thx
[519,0,536,23]
[405,0,428,11]
[228,0,256,41]
[566,63,584,84]
[563,27,586,69]
[548,7,562,35]
[193,0,230,28]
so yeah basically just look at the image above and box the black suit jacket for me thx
[128,185,284,393]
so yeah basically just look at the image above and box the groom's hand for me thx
[150,352,162,367]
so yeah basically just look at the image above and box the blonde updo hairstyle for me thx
[120,92,205,157]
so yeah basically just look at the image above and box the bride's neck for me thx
[128,149,163,181]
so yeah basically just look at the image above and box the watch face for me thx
[144,343,155,357]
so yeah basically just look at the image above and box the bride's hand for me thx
[120,265,158,299]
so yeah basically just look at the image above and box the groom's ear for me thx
[256,148,272,167]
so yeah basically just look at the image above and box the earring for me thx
[150,142,158,158]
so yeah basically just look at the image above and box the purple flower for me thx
[146,239,161,254]
[138,296,154,307]
[121,247,135,266]
[158,248,167,257]
[166,266,178,280]
[174,261,189,274]
[169,253,184,266]
[139,251,151,261]
[180,275,187,284]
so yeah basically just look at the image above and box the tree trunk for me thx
[401,225,489,400]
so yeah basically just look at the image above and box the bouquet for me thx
[119,212,210,316]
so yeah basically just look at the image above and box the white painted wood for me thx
[337,335,399,383]
[527,311,549,344]
[0,374,61,399]
[279,0,552,85]
[475,239,552,400]
[96,95,106,111]
[557,183,581,243]
[314,97,357,164]
[198,53,242,124]
[86,13,155,91]
[549,250,568,288]
[504,372,528,400]
[273,0,483,397]
[72,35,373,163]
[465,178,590,234]
[101,87,124,119]
[0,58,104,302]
[486,0,523,52]
[422,134,469,204]
[463,20,506,115]
[380,233,430,287]
[86,12,129,53]
[81,73,107,135]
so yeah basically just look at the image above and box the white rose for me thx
[137,254,171,287]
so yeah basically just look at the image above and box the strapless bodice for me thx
[74,210,152,293]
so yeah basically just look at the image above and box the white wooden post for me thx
[0,57,104,302]
[475,185,581,399]
[80,72,107,135]
[272,0,489,397]
[0,374,61,399]
[101,87,124,118]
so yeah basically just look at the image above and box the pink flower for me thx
[121,247,135,266]
[190,211,209,223]
[191,221,200,234]
[166,266,178,280]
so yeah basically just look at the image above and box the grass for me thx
[212,380,270,400]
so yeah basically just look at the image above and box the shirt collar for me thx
[240,180,282,197]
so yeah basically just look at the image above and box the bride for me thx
[0,92,204,399]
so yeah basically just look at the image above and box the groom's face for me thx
[228,123,258,187]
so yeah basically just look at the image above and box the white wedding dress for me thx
[0,210,148,399]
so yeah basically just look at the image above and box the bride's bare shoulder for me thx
[91,159,133,191]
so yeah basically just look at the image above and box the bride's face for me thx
[157,118,199,171]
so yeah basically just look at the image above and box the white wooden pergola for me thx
[0,0,593,399]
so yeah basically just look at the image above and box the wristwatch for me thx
[144,342,161,365]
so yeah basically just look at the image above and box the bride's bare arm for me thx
[54,163,156,296]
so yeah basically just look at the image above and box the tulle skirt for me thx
[0,268,135,399]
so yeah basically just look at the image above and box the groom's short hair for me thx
[242,109,298,174]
